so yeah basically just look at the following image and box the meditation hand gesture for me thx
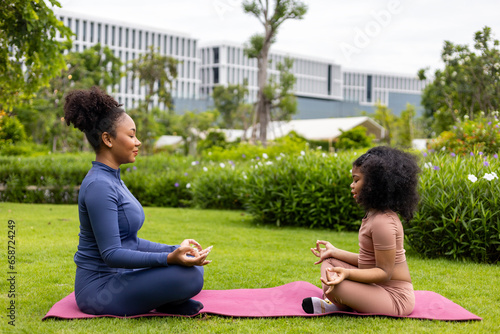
[320,267,347,294]
[310,240,337,265]
[167,239,212,267]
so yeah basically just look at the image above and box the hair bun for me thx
[64,86,121,133]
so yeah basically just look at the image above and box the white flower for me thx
[276,156,282,161]
[280,153,285,157]
[203,167,208,172]
[262,153,269,159]
[322,153,327,157]
[243,175,247,179]
[266,161,273,165]
[208,152,212,156]
[300,151,305,156]
[334,153,338,157]
[186,183,191,188]
[219,163,225,168]
[424,162,433,169]
[494,63,500,70]
[483,173,498,181]
[468,174,478,183]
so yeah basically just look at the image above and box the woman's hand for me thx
[180,239,203,252]
[168,239,212,266]
[320,267,348,294]
[310,240,337,265]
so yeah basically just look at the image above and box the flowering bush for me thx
[407,150,500,263]
[430,113,500,155]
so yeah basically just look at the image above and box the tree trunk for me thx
[257,30,273,147]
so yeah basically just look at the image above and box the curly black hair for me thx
[353,146,420,222]
[63,86,125,152]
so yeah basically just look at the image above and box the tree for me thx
[129,46,179,112]
[418,26,500,132]
[212,80,249,129]
[242,0,307,146]
[14,44,123,152]
[0,0,73,110]
[170,110,219,156]
[394,103,416,148]
[372,102,395,145]
[264,57,297,122]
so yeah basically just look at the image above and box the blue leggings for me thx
[75,265,204,316]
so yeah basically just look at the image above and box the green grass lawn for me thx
[0,202,498,333]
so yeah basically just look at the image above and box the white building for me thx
[54,9,201,111]
[53,9,428,118]
[342,69,430,109]
[199,41,343,103]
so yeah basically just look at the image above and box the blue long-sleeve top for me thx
[74,161,177,273]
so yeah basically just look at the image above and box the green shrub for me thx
[201,133,310,162]
[122,171,192,208]
[0,113,27,144]
[0,154,91,203]
[191,163,245,210]
[430,113,500,155]
[406,151,500,263]
[242,151,364,230]
[335,126,375,150]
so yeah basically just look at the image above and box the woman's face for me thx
[108,114,141,166]
[350,166,364,204]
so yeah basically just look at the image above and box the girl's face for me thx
[350,166,364,203]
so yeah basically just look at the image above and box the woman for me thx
[302,146,420,316]
[64,86,211,316]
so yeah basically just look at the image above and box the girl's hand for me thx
[320,267,347,294]
[310,240,336,265]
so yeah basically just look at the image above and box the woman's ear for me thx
[102,132,113,148]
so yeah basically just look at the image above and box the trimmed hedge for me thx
[243,152,363,230]
[2,150,499,263]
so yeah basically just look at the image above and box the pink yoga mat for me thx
[42,281,481,321]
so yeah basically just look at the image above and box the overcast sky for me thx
[56,0,500,76]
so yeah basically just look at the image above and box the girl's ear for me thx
[102,132,113,148]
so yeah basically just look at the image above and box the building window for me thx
[75,19,80,40]
[112,26,115,46]
[145,32,149,50]
[132,29,135,48]
[213,47,219,64]
[139,31,142,49]
[119,27,122,46]
[67,18,72,30]
[83,20,87,41]
[97,23,101,43]
[90,22,94,42]
[213,67,219,84]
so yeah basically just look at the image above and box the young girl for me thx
[302,146,420,316]
[64,87,212,316]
